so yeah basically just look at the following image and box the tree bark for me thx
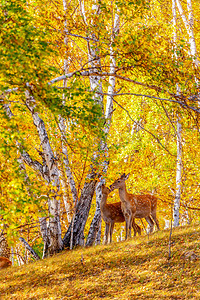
[39,217,50,258]
[62,170,98,248]
[2,102,55,256]
[85,6,120,246]
[85,181,102,246]
[173,113,182,227]
[59,0,78,219]
[95,218,102,245]
[58,165,73,223]
[25,92,63,254]
[172,1,182,227]
[62,0,104,249]
[176,0,198,66]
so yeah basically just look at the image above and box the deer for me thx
[110,173,160,238]
[101,184,141,243]
[0,257,12,269]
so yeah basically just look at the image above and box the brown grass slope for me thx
[0,224,200,300]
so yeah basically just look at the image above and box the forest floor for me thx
[0,224,200,299]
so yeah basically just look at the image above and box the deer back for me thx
[132,194,152,218]
[101,202,125,223]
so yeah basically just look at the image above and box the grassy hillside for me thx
[0,224,200,299]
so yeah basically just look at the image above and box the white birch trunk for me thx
[86,7,120,246]
[25,92,63,254]
[39,217,50,258]
[2,102,54,256]
[62,171,98,248]
[58,118,78,206]
[15,246,25,266]
[63,1,104,248]
[95,218,102,245]
[59,0,78,219]
[58,166,73,223]
[176,0,198,66]
[176,0,199,110]
[173,113,182,227]
[172,1,183,227]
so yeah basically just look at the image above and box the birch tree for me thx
[24,92,63,254]
[86,6,120,246]
[173,0,199,226]
[62,0,104,248]
[58,0,78,222]
[172,0,183,227]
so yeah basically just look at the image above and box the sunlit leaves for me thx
[0,0,55,90]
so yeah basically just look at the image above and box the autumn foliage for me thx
[0,0,200,263]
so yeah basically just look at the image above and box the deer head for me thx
[110,173,130,191]
[101,184,111,195]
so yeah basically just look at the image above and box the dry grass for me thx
[0,224,200,299]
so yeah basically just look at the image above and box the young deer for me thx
[0,257,12,269]
[110,173,160,236]
[100,184,141,244]
[101,182,136,241]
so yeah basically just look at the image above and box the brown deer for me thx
[0,257,12,269]
[110,173,160,237]
[101,184,141,242]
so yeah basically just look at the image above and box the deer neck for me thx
[100,193,107,210]
[118,185,129,203]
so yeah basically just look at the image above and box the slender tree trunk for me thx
[59,167,73,223]
[2,102,54,256]
[62,0,104,248]
[62,170,98,247]
[60,0,78,212]
[176,0,199,99]
[173,113,182,227]
[173,0,198,226]
[95,218,102,245]
[176,0,198,66]
[172,1,183,227]
[85,181,102,246]
[25,92,63,254]
[85,6,120,247]
[39,217,50,258]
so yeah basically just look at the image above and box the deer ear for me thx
[125,173,130,180]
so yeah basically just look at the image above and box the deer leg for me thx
[137,224,142,235]
[125,215,131,239]
[104,223,109,244]
[132,219,137,236]
[132,219,142,236]
[125,218,129,240]
[151,211,160,230]
[136,223,141,235]
[145,216,154,234]
[128,213,133,238]
[109,222,114,243]
[124,210,132,239]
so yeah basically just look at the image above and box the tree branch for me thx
[112,98,176,156]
